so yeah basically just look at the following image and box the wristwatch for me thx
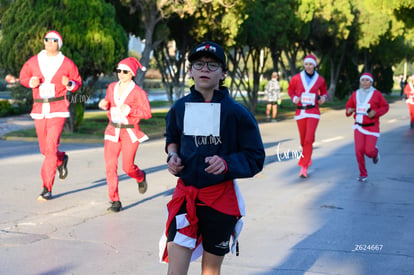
[166,152,178,163]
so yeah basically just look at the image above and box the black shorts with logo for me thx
[167,200,238,256]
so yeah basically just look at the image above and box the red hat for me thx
[303,54,317,66]
[45,31,63,49]
[117,57,145,76]
[360,72,374,82]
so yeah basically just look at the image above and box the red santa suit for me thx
[346,86,389,177]
[19,35,82,192]
[102,79,152,202]
[404,77,414,127]
[288,70,328,169]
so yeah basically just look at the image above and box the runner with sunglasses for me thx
[98,57,151,212]
[159,41,265,274]
[19,30,82,200]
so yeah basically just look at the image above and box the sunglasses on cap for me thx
[44,38,59,43]
[116,69,130,74]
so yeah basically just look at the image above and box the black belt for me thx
[356,122,375,127]
[110,121,135,128]
[297,105,315,110]
[34,96,65,103]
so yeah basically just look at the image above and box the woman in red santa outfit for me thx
[19,30,82,200]
[346,72,389,182]
[404,75,414,129]
[98,57,152,213]
[288,54,328,178]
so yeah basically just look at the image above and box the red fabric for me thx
[354,130,378,177]
[345,89,389,134]
[404,83,414,123]
[34,117,66,191]
[161,179,240,263]
[296,118,319,168]
[103,82,152,141]
[288,72,328,117]
[104,135,145,201]
[19,54,82,117]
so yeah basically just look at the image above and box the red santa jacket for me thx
[404,82,414,105]
[19,50,82,119]
[288,71,328,120]
[103,81,152,143]
[346,87,389,137]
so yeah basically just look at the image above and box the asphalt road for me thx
[0,99,413,274]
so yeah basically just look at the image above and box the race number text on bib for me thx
[39,83,56,99]
[301,92,316,105]
[356,104,370,115]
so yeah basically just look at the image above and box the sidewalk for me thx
[0,113,34,138]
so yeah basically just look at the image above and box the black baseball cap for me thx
[188,41,226,67]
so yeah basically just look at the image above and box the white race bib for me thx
[39,83,56,98]
[301,93,316,105]
[110,107,127,123]
[356,103,370,115]
[183,102,221,136]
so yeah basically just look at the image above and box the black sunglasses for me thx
[116,69,130,74]
[44,38,59,43]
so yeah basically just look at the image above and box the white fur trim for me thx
[295,112,320,120]
[45,32,62,49]
[117,64,133,75]
[360,75,373,82]
[304,57,316,66]
[353,125,380,137]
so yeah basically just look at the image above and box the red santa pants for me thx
[104,130,145,202]
[296,117,319,168]
[34,117,66,191]
[354,129,378,177]
[407,103,414,123]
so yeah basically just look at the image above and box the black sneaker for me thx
[107,201,122,212]
[57,154,69,180]
[137,171,147,194]
[373,153,380,164]
[37,187,52,201]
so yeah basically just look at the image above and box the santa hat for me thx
[360,72,374,82]
[303,54,317,66]
[45,31,63,49]
[117,57,146,76]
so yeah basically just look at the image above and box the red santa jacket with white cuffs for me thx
[346,87,389,137]
[19,50,82,119]
[103,81,152,143]
[288,71,328,120]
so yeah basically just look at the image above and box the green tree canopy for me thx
[0,0,128,78]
